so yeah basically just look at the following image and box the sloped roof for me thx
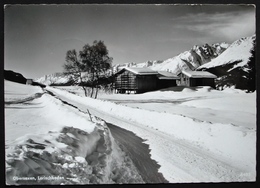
[182,70,217,78]
[157,71,179,80]
[117,67,158,75]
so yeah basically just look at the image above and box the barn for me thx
[114,67,179,93]
[157,71,179,89]
[178,70,217,88]
[114,67,158,94]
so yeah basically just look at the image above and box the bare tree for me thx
[79,40,113,98]
[63,49,88,96]
[63,41,113,98]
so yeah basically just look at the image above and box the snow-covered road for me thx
[46,87,256,182]
[107,123,168,183]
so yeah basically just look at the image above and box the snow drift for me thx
[5,81,143,185]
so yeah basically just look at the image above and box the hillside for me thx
[197,35,256,91]
[198,35,255,70]
[4,70,27,84]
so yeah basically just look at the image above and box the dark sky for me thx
[4,4,255,78]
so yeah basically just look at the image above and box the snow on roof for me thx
[123,67,158,75]
[157,71,179,80]
[182,70,217,78]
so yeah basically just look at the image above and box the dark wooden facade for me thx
[115,69,157,93]
[157,79,177,89]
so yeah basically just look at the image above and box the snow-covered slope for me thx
[198,35,255,71]
[149,42,229,74]
[197,35,256,91]
[114,42,229,75]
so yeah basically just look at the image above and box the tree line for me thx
[63,40,114,98]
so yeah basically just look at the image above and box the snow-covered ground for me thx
[5,81,256,184]
[57,85,256,129]
[5,81,143,185]
[49,85,256,182]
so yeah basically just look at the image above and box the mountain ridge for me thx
[114,41,230,75]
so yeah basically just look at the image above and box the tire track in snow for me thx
[107,123,168,183]
[5,92,45,104]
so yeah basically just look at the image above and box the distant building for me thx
[157,71,179,89]
[114,67,179,93]
[178,70,217,88]
[26,79,33,85]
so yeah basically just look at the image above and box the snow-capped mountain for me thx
[197,35,256,91]
[197,35,255,71]
[114,42,229,75]
[35,72,74,86]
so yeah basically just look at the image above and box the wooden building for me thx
[114,67,179,93]
[114,67,158,93]
[178,70,217,88]
[26,79,33,85]
[157,71,179,89]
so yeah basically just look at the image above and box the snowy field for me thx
[57,85,256,129]
[5,81,256,184]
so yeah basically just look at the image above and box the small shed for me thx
[178,70,217,88]
[157,71,179,89]
[114,67,158,93]
[26,79,33,85]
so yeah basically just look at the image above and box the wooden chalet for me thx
[114,67,179,94]
[178,70,217,88]
[114,67,158,93]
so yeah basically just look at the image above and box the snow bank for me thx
[5,94,96,145]
[6,121,143,185]
[5,81,143,185]
[47,87,256,175]
[5,80,43,101]
[221,86,247,94]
